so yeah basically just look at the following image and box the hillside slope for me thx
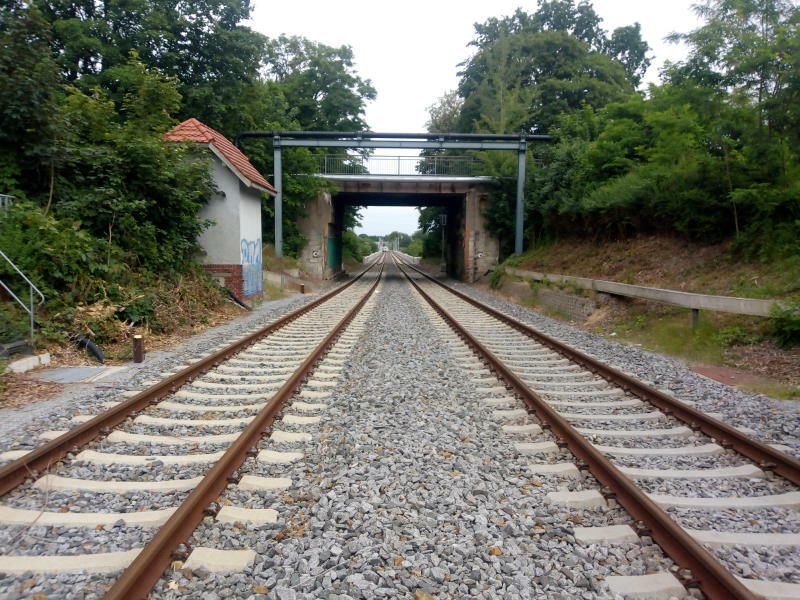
[514,236,800,299]
[502,235,799,399]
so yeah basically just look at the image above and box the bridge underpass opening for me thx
[340,190,481,281]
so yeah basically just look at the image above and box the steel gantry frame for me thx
[234,131,552,257]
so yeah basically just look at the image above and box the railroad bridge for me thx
[300,165,497,283]
[235,131,551,283]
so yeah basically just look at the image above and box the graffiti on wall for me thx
[241,238,263,296]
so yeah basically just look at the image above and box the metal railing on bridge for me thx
[316,154,479,177]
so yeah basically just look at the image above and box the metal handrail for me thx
[316,154,479,176]
[0,248,45,343]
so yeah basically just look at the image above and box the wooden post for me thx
[691,308,700,329]
[133,335,145,363]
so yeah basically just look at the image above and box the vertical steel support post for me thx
[273,135,283,257]
[515,138,527,255]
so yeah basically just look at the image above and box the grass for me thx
[608,310,729,364]
[262,244,302,273]
[739,382,800,401]
[0,357,7,395]
[262,281,284,301]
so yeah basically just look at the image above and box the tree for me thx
[263,35,376,132]
[426,91,463,132]
[458,15,638,134]
[462,1,650,95]
[52,58,215,273]
[669,0,797,106]
[33,0,268,137]
[0,2,62,197]
[384,231,412,249]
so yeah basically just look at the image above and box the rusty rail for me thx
[398,258,800,486]
[0,259,381,497]
[393,256,758,600]
[104,259,384,599]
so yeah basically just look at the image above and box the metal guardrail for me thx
[505,267,778,318]
[0,248,45,343]
[317,154,478,176]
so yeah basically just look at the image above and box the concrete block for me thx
[740,577,800,600]
[606,572,686,599]
[545,489,607,508]
[574,524,639,544]
[0,548,141,574]
[8,352,50,374]
[183,547,256,573]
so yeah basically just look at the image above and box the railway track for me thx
[392,253,800,600]
[0,253,797,599]
[0,255,384,599]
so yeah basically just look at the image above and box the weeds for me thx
[768,300,800,349]
[489,268,505,289]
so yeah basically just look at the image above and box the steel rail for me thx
[103,259,385,600]
[397,258,800,486]
[0,259,381,497]
[393,256,757,600]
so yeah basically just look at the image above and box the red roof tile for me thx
[165,118,275,193]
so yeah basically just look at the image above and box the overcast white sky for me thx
[249,0,702,236]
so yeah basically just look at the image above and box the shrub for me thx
[489,268,505,289]
[768,300,800,349]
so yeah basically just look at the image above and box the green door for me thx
[326,224,341,271]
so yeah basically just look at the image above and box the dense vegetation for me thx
[422,0,800,264]
[0,0,374,347]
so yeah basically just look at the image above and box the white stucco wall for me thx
[238,183,263,295]
[197,159,242,265]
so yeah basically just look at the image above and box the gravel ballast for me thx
[150,268,683,600]
[2,261,799,599]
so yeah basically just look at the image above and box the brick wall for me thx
[204,264,244,299]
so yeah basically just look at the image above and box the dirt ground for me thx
[516,234,800,298]
[0,298,250,409]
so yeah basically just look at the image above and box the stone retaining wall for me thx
[536,289,596,320]
[499,280,595,321]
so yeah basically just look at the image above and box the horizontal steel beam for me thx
[278,139,523,150]
[236,130,552,142]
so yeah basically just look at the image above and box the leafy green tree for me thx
[52,58,215,273]
[242,36,376,258]
[425,91,463,132]
[263,35,376,132]
[459,30,633,135]
[34,0,267,137]
[0,2,63,197]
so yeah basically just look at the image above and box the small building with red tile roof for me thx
[165,118,273,301]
